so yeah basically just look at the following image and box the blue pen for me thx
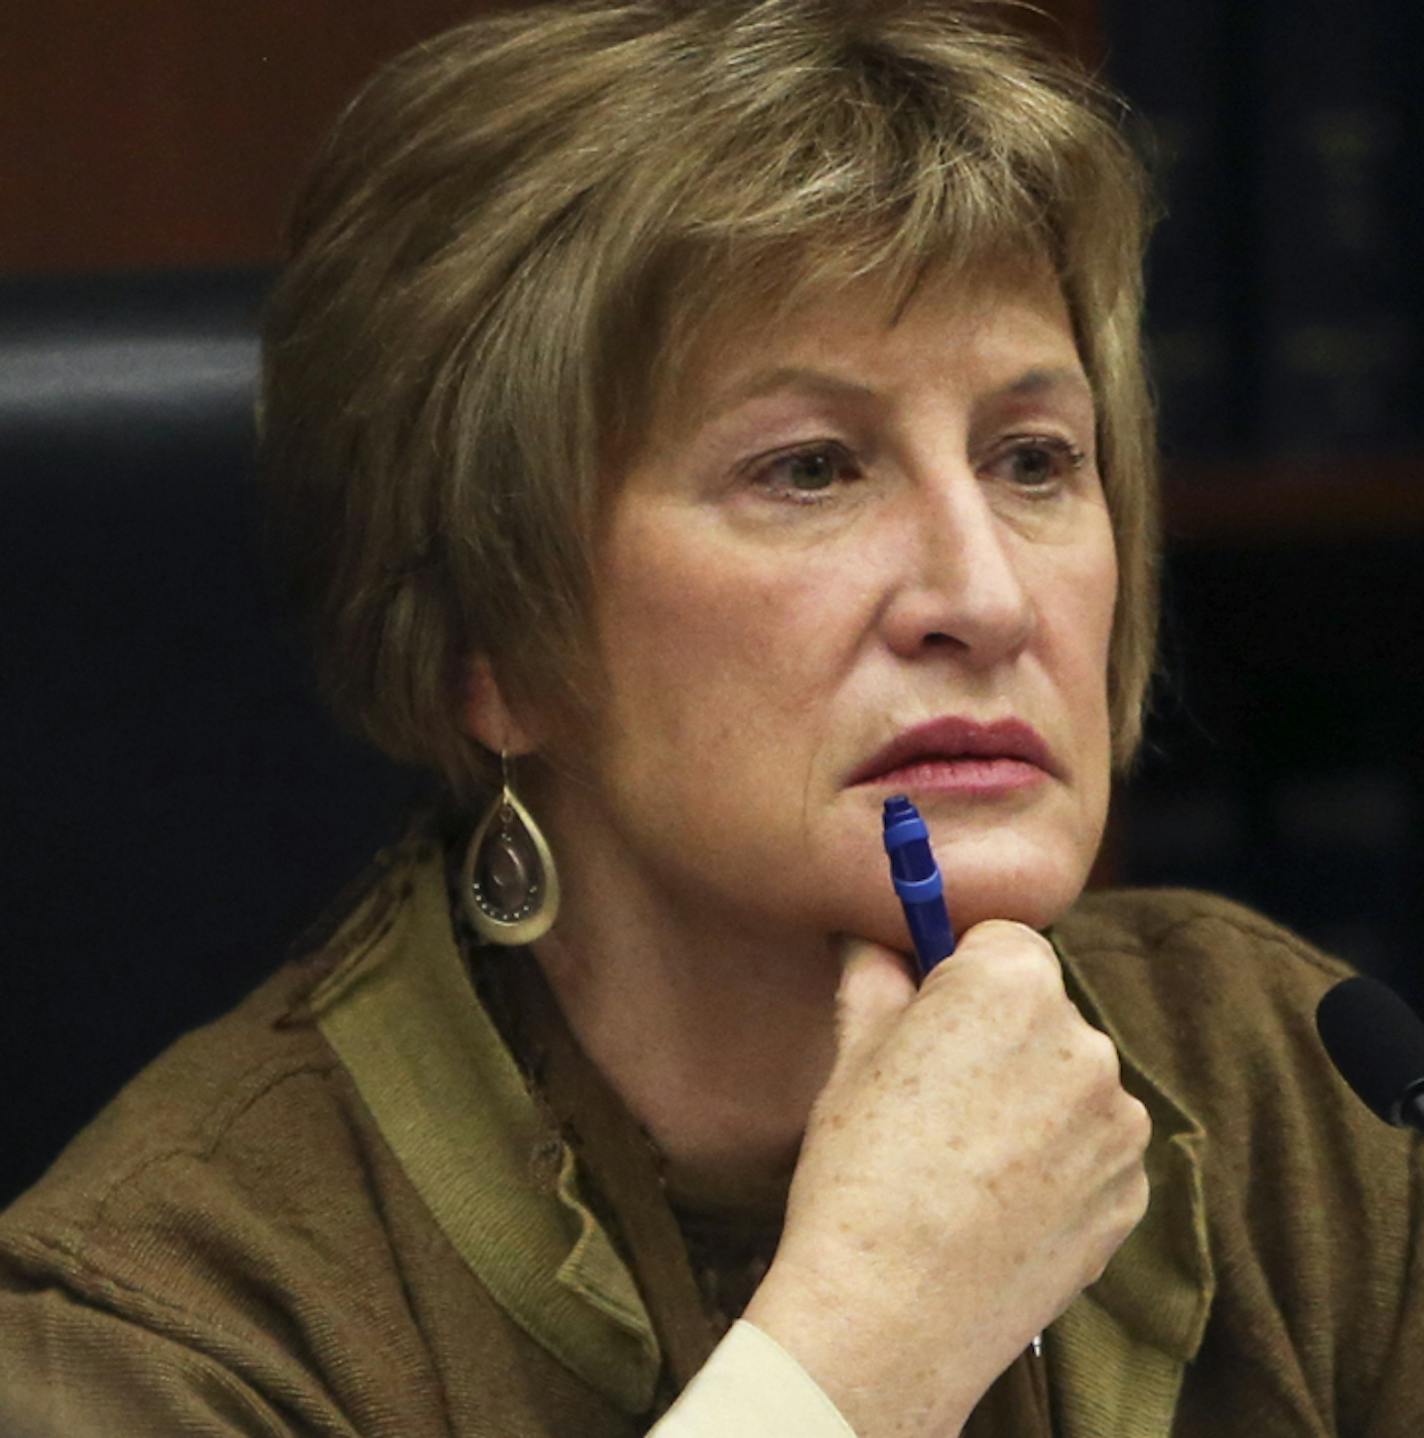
[881,795,955,980]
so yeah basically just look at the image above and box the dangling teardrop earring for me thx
[459,751,561,946]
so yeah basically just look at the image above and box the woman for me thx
[2,2,1419,1434]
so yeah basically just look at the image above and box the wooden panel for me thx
[0,1,1098,275]
[0,1,493,273]
[1165,458,1424,544]
[1020,0,1104,67]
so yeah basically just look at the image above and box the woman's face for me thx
[541,267,1117,952]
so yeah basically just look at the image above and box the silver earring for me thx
[459,752,560,946]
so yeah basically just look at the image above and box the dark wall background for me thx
[1102,0,1424,1014]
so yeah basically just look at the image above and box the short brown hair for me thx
[259,0,1158,801]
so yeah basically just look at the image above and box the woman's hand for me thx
[742,921,1151,1438]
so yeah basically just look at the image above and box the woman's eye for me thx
[991,435,1087,493]
[750,442,863,503]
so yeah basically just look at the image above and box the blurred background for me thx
[2,0,1420,1206]
[1099,0,1424,1012]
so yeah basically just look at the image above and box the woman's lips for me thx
[863,756,1048,795]
[848,716,1059,791]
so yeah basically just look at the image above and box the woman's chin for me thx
[832,845,1092,955]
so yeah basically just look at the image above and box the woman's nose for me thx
[878,475,1037,665]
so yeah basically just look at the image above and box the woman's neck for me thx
[529,878,840,1206]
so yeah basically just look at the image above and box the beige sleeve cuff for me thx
[649,1319,858,1437]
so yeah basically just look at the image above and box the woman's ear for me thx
[459,655,541,756]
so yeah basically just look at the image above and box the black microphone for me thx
[1316,976,1424,1135]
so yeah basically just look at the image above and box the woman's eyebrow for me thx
[692,361,1092,434]
[696,367,877,428]
[990,365,1094,406]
